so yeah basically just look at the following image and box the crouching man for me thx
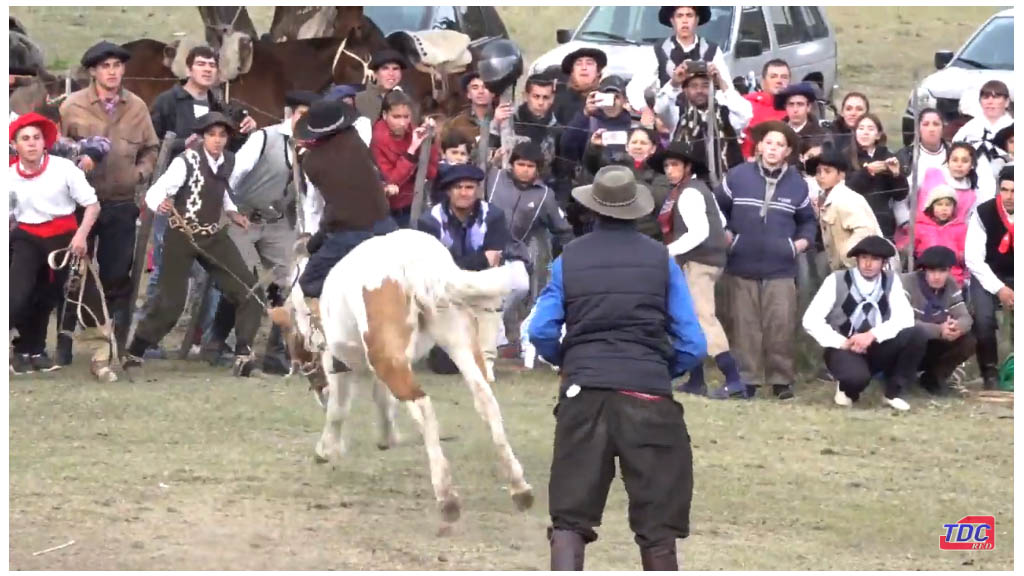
[802,236,928,411]
[902,246,975,395]
[124,113,266,376]
[528,166,706,571]
[418,163,513,381]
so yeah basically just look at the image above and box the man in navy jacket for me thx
[528,165,706,571]
[715,121,817,400]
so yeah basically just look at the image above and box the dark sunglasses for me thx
[981,90,1009,99]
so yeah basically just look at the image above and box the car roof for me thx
[995,8,1013,17]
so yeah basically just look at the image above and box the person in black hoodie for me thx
[831,91,870,155]
[845,113,907,240]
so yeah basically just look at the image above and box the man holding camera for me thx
[561,75,635,167]
[657,62,750,181]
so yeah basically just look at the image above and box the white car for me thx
[902,8,1014,146]
[529,6,838,100]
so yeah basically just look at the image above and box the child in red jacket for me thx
[370,91,439,227]
[914,184,968,285]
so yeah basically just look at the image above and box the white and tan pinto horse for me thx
[276,229,534,524]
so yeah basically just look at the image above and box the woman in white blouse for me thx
[9,113,100,374]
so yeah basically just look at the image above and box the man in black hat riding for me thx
[282,99,399,343]
[528,165,706,571]
[418,163,514,380]
[202,90,320,373]
[628,7,731,131]
[802,235,927,411]
[355,49,410,121]
[901,246,975,395]
[59,40,159,357]
[124,112,266,377]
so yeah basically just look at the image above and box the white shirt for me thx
[802,271,915,350]
[145,149,237,214]
[626,36,731,114]
[9,155,98,223]
[654,83,752,139]
[302,177,325,236]
[666,184,727,257]
[965,207,1012,295]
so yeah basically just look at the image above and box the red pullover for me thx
[370,119,440,211]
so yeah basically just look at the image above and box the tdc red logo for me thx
[940,516,995,550]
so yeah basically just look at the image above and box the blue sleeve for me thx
[527,257,566,366]
[666,258,707,377]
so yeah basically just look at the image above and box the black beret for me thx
[916,246,957,270]
[846,235,896,259]
[81,41,131,69]
[436,163,486,191]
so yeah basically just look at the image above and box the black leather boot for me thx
[56,333,74,366]
[640,541,678,571]
[550,529,585,571]
[261,324,290,375]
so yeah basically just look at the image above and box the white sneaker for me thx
[834,384,853,407]
[884,397,911,412]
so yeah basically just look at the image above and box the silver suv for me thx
[530,6,838,99]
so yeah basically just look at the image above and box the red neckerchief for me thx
[15,153,49,179]
[996,198,1014,254]
[658,180,685,241]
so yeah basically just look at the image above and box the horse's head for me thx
[334,6,372,44]
[216,30,254,82]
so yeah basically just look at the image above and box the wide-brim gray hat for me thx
[571,165,654,220]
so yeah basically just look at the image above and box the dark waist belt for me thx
[242,207,286,224]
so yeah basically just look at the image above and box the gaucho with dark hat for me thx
[625,6,731,126]
[528,164,706,570]
[356,48,411,121]
[275,98,398,348]
[125,111,269,378]
[803,234,928,412]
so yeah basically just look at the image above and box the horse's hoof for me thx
[313,452,329,464]
[511,486,534,511]
[440,495,461,524]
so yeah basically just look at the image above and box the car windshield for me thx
[364,6,459,36]
[575,6,733,48]
[952,16,1014,70]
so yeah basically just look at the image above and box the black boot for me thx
[56,333,74,366]
[640,542,678,571]
[550,529,585,571]
[261,324,290,375]
[111,301,132,358]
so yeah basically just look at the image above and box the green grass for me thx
[9,357,1013,570]
[10,6,1002,137]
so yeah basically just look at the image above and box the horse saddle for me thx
[387,30,472,75]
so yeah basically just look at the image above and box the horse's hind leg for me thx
[88,328,117,383]
[314,354,355,464]
[444,343,533,511]
[372,377,401,450]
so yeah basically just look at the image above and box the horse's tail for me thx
[443,261,530,305]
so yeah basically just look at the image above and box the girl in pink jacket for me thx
[916,142,979,221]
[914,184,968,285]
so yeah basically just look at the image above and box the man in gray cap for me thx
[58,40,159,356]
[529,165,706,571]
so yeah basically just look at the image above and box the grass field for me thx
[9,357,1014,570]
[10,6,1002,137]
[8,6,1014,571]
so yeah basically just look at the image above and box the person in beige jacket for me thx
[807,143,883,271]
[58,41,159,356]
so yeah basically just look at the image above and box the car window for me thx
[576,6,733,49]
[364,6,433,36]
[737,7,770,52]
[801,7,830,40]
[953,16,1014,71]
[456,6,488,39]
[767,6,805,47]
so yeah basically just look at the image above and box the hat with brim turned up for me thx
[9,112,58,150]
[192,111,237,136]
[571,165,654,220]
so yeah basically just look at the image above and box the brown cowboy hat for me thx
[571,165,654,220]
[560,47,608,75]
[750,120,799,152]
[192,111,237,135]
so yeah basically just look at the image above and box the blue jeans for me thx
[299,218,399,298]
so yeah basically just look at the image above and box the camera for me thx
[685,60,708,75]
[593,92,616,108]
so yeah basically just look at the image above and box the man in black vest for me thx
[802,236,927,411]
[650,141,744,398]
[627,6,731,131]
[124,113,266,377]
[965,165,1014,390]
[528,165,706,571]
